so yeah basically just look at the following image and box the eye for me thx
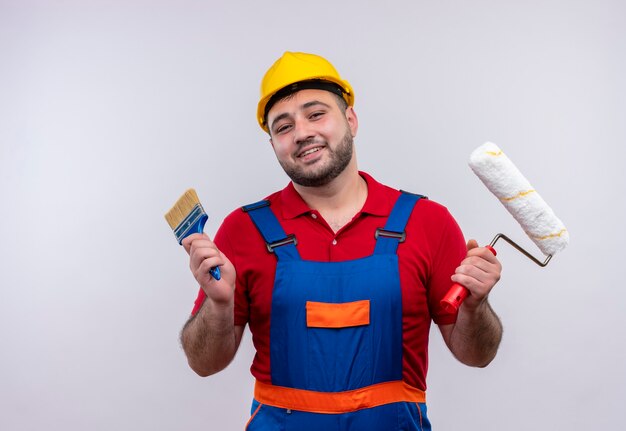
[309,111,325,120]
[274,123,292,135]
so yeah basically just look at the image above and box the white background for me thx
[1,1,624,429]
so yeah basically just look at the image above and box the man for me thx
[179,52,503,430]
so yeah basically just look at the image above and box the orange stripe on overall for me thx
[306,300,370,328]
[254,380,426,414]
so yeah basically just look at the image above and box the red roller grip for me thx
[440,245,497,313]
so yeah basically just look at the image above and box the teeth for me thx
[300,147,321,157]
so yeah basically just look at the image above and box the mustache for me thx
[296,137,327,148]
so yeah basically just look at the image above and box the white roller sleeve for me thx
[469,142,569,256]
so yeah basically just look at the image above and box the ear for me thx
[345,106,359,137]
[269,137,275,149]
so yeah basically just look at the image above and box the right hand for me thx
[182,233,236,305]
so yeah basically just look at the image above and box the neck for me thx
[293,161,368,232]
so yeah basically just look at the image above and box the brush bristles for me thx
[165,188,201,229]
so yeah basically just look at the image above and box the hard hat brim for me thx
[258,77,354,133]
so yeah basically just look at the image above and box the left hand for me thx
[451,239,502,310]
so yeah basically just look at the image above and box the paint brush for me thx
[164,188,221,280]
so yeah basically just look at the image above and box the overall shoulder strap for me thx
[373,191,425,255]
[242,200,300,261]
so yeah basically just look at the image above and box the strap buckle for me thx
[375,228,406,243]
[266,234,298,253]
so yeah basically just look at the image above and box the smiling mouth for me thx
[298,147,323,158]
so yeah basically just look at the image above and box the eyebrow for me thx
[302,100,331,110]
[269,100,332,131]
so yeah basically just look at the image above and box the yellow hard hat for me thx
[257,52,355,132]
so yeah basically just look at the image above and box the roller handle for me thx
[440,245,496,313]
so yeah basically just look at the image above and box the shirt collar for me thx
[280,182,311,219]
[279,171,395,219]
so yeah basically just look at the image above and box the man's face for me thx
[266,89,358,187]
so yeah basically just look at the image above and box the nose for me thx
[293,117,316,146]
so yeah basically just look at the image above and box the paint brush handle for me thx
[179,214,222,281]
[440,245,496,313]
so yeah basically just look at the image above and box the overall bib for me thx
[243,192,431,431]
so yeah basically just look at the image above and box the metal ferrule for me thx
[174,204,207,244]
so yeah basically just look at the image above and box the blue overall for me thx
[243,192,431,431]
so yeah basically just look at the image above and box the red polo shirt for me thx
[191,172,466,390]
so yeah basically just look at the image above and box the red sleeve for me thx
[427,207,467,325]
[190,289,206,316]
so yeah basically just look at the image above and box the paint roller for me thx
[441,142,569,313]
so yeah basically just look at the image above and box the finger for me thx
[453,262,500,289]
[465,246,500,264]
[450,273,478,290]
[182,233,210,254]
[189,244,220,271]
[455,253,501,278]
[466,238,479,251]
[461,257,500,275]
[451,271,492,295]
[196,256,224,280]
[455,263,489,282]
[187,237,217,260]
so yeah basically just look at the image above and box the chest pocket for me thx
[306,300,370,328]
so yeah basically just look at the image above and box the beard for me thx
[278,129,354,188]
